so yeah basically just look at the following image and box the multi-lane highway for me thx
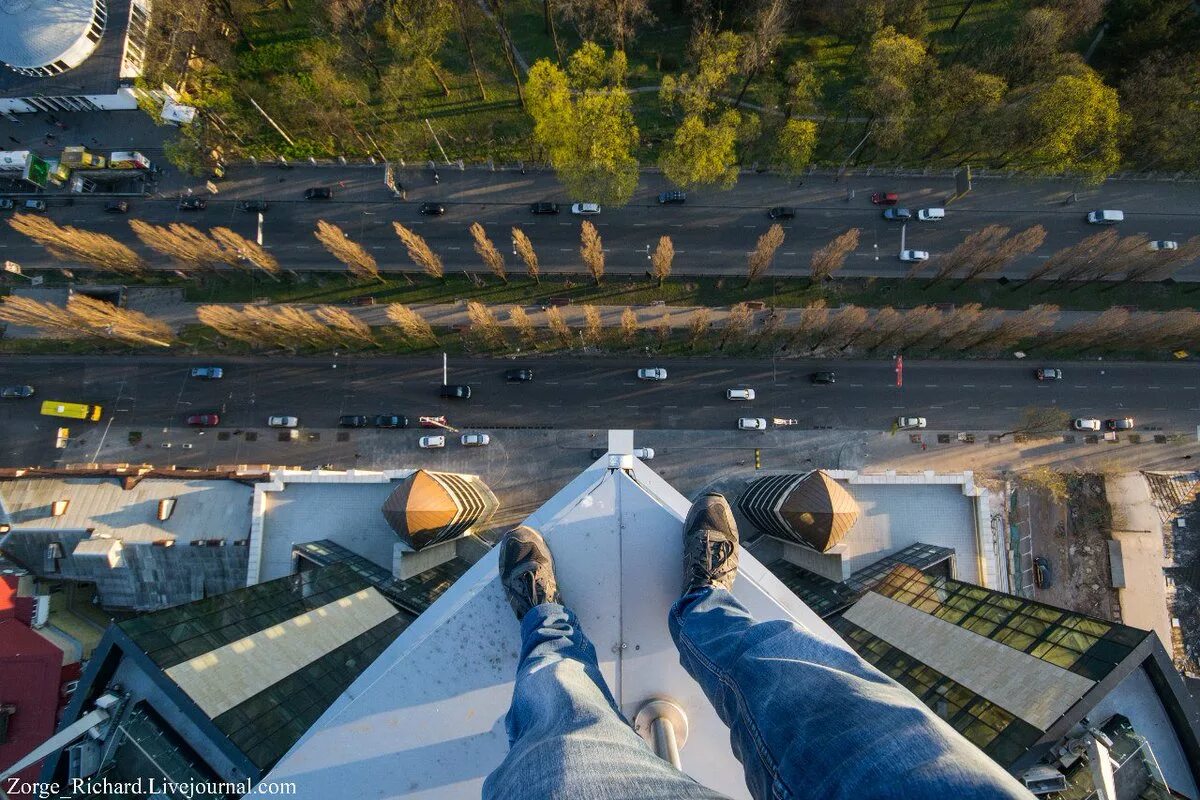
[2,355,1196,466]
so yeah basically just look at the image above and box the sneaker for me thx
[499,525,562,620]
[683,493,740,595]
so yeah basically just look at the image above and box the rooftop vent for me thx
[51,500,70,517]
[157,498,176,521]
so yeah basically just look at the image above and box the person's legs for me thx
[669,494,1032,800]
[484,526,730,800]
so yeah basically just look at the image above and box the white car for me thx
[571,202,601,215]
[633,447,655,459]
[916,208,945,222]
[460,433,490,447]
[897,416,927,429]
[1073,418,1102,432]
[419,435,446,448]
[637,368,667,381]
[1149,240,1179,251]
[726,388,756,401]
[899,250,929,262]
[267,415,299,428]
[738,418,768,431]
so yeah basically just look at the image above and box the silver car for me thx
[268,415,299,428]
[460,433,491,447]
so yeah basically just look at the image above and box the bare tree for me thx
[1055,307,1129,350]
[892,305,942,349]
[0,295,81,337]
[509,306,538,347]
[930,303,984,348]
[466,301,506,349]
[925,225,1009,287]
[655,312,673,348]
[130,220,227,272]
[385,303,438,345]
[746,224,785,285]
[967,304,1059,353]
[315,305,376,346]
[789,301,829,351]
[688,308,712,349]
[8,214,145,275]
[733,0,789,107]
[862,307,906,352]
[720,303,754,349]
[512,227,540,284]
[954,225,1046,286]
[651,236,674,286]
[67,295,175,347]
[469,222,507,284]
[825,305,870,350]
[393,223,445,280]
[210,227,281,278]
[314,220,381,282]
[545,306,573,347]
[620,307,639,346]
[997,406,1071,440]
[580,221,605,286]
[810,228,860,281]
[582,304,604,346]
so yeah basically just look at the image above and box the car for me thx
[22,199,47,212]
[104,200,129,214]
[440,384,472,399]
[419,202,445,216]
[419,435,446,449]
[768,206,796,220]
[637,368,667,381]
[811,372,836,385]
[178,197,207,211]
[589,447,608,459]
[633,447,655,459]
[1073,418,1101,432]
[238,199,269,213]
[916,208,945,222]
[338,415,370,428]
[882,207,912,221]
[897,416,927,429]
[530,202,560,215]
[571,202,601,215]
[186,413,220,427]
[871,192,899,206]
[726,388,756,401]
[658,190,686,205]
[0,385,34,399]
[1086,210,1123,225]
[304,186,334,200]
[1105,417,1135,431]
[1150,240,1179,251]
[0,199,13,210]
[268,415,299,428]
[505,368,534,382]
[899,250,929,262]
[1035,368,1063,381]
[461,433,491,447]
[190,366,224,379]
[1033,556,1052,589]
[375,414,408,428]
[738,417,768,431]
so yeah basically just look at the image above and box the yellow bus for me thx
[40,401,102,422]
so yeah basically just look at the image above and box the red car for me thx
[186,413,220,427]
[871,192,899,206]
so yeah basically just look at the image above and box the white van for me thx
[1086,210,1124,225]
[917,208,944,221]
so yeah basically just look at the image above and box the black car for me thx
[768,206,795,220]
[530,202,560,215]
[419,202,446,216]
[178,197,207,211]
[304,186,334,200]
[0,385,34,399]
[658,190,686,205]
[104,200,129,214]
[505,368,534,382]
[238,199,269,213]
[338,415,370,428]
[811,372,836,385]
[440,384,472,399]
[375,414,408,428]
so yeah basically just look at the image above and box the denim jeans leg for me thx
[484,603,732,800]
[669,587,1033,800]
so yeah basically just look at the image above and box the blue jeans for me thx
[484,588,1032,800]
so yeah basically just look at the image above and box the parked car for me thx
[461,433,491,447]
[338,415,370,427]
[375,414,408,428]
[1086,210,1123,225]
[897,416,927,429]
[237,199,269,213]
[1033,556,1052,589]
[186,413,220,427]
[1106,417,1135,431]
[1035,368,1063,381]
[349,296,376,306]
[419,202,446,216]
[505,368,534,382]
[304,186,334,200]
[0,385,35,398]
[726,388,756,401]
[104,200,129,214]
[633,447,655,459]
[899,250,929,262]
[738,417,768,431]
[871,192,899,206]
[0,199,13,210]
[530,202,559,215]
[190,366,224,379]
[440,384,472,399]
[882,207,912,221]
[23,199,47,212]
[1073,418,1101,432]
[768,206,795,220]
[177,197,206,211]
[1149,240,1179,251]
[811,372,836,385]
[419,416,447,428]
[658,190,686,205]
[571,202,601,215]
[637,368,667,381]
[916,208,945,222]
[419,435,446,449]
[268,415,299,428]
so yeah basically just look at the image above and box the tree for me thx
[469,223,507,284]
[466,301,506,350]
[688,308,712,349]
[733,0,789,107]
[651,236,674,286]
[810,228,860,281]
[660,29,742,118]
[7,214,145,276]
[554,0,652,50]
[660,111,741,189]
[776,119,818,175]
[580,221,605,285]
[582,304,603,346]
[386,304,438,345]
[746,224,785,285]
[967,304,1059,353]
[313,221,380,282]
[1018,66,1122,182]
[655,312,672,348]
[620,307,639,346]
[997,406,1071,440]
[393,223,444,280]
[1018,466,1069,502]
[720,303,754,349]
[0,296,80,338]
[856,27,928,152]
[315,305,376,347]
[70,295,175,347]
[913,65,1006,160]
[545,306,573,347]
[509,306,538,347]
[209,227,281,278]
[129,220,228,272]
[789,301,829,351]
[1119,53,1200,172]
[510,228,540,284]
[825,305,870,350]
[953,225,1047,286]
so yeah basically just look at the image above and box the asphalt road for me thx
[1,355,1197,467]
[1,168,1197,280]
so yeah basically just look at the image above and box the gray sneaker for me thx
[499,525,562,620]
[683,493,740,595]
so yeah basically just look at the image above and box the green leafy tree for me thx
[913,65,1006,160]
[1119,53,1200,172]
[661,111,741,189]
[856,26,928,151]
[1018,67,1122,182]
[776,119,818,175]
